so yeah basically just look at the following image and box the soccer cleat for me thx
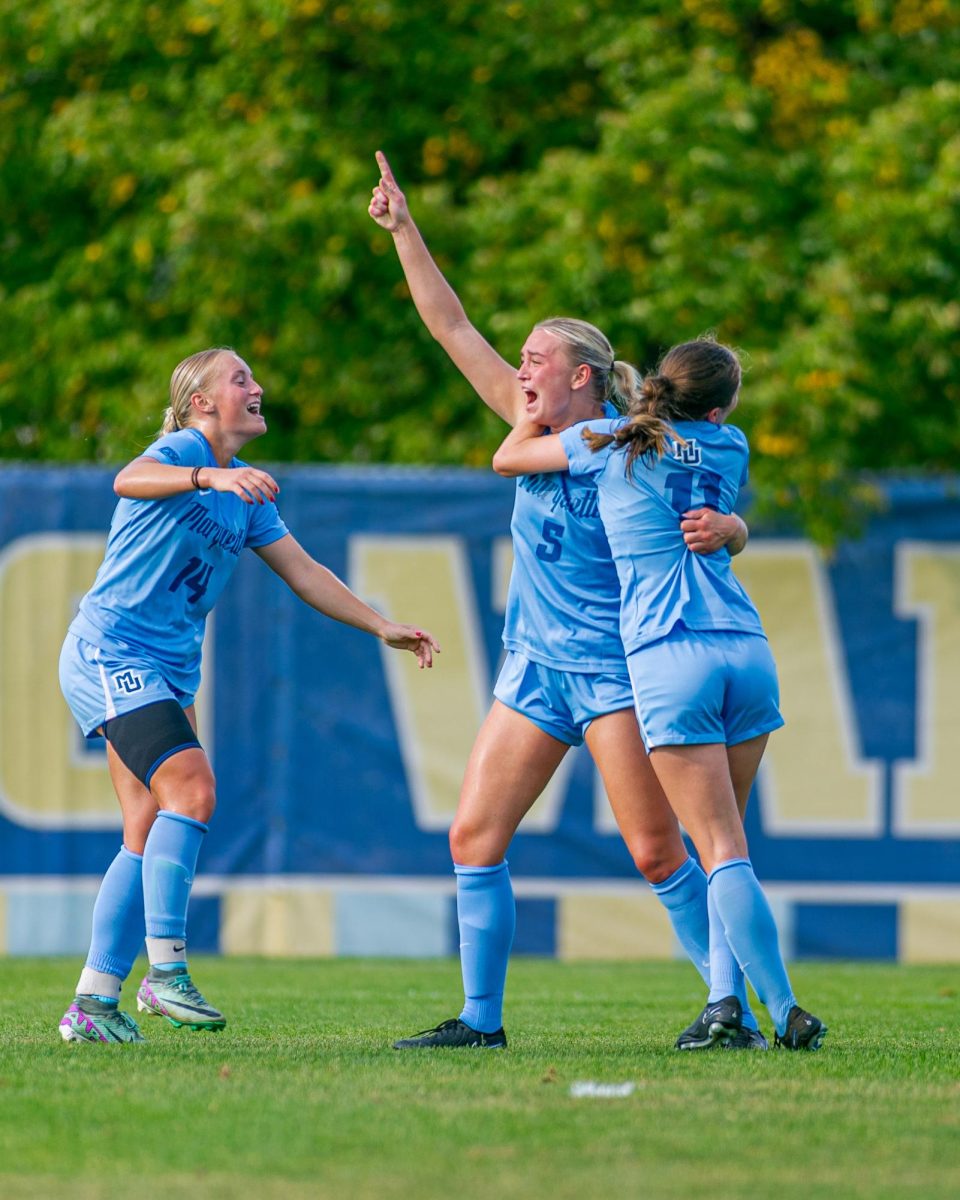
[774,1005,827,1051]
[722,1025,770,1051]
[136,967,226,1031]
[674,995,742,1050]
[59,997,146,1044]
[393,1017,507,1049]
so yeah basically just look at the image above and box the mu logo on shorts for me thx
[111,669,144,695]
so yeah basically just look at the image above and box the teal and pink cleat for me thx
[136,967,226,1031]
[59,998,146,1044]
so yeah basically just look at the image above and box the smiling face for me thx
[197,353,267,437]
[516,329,596,431]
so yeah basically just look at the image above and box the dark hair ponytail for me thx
[581,338,741,472]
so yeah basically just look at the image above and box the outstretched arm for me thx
[492,418,568,477]
[254,534,440,668]
[114,457,279,505]
[369,151,522,425]
[681,510,749,556]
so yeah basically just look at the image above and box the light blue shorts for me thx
[59,633,194,738]
[626,628,784,750]
[493,650,634,746]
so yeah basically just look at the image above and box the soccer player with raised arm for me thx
[493,338,827,1051]
[370,153,768,1051]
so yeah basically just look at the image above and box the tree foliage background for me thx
[1,0,957,539]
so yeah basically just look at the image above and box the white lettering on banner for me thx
[732,542,883,835]
[0,533,213,830]
[892,543,960,836]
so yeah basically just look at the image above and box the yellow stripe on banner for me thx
[349,536,488,830]
[899,898,960,964]
[0,534,115,825]
[0,533,214,830]
[732,543,882,835]
[559,892,675,960]
[220,889,334,957]
[893,544,960,836]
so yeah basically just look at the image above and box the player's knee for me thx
[165,780,217,825]
[448,818,475,864]
[629,841,686,885]
[449,815,502,865]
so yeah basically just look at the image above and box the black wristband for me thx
[191,466,203,490]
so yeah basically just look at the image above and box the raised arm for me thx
[254,534,440,668]
[369,151,523,425]
[114,457,279,505]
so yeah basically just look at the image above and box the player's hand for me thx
[380,622,440,669]
[681,508,742,554]
[368,151,410,233]
[204,466,280,505]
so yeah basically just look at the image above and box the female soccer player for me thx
[369,153,765,1051]
[493,338,827,1050]
[58,347,439,1043]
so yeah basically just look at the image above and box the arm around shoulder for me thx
[680,509,749,556]
[493,421,569,477]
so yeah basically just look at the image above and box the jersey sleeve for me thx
[559,418,618,479]
[244,496,289,548]
[140,429,207,468]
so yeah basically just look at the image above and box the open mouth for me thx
[246,401,262,415]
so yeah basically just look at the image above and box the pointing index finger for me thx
[375,149,397,189]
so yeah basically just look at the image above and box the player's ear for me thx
[571,364,592,391]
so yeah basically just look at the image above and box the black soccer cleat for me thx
[774,1005,827,1051]
[392,1017,507,1050]
[722,1025,770,1051]
[675,995,743,1050]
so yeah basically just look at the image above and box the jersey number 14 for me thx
[169,556,214,604]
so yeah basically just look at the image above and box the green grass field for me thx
[1,957,957,1200]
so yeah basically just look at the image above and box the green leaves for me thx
[1,0,956,539]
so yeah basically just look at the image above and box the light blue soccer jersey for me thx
[559,417,764,655]
[502,403,625,672]
[69,428,288,694]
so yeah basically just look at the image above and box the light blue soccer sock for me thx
[708,858,797,1035]
[707,881,758,1032]
[455,861,516,1034]
[77,846,145,998]
[651,857,758,1031]
[142,810,208,968]
[650,857,710,986]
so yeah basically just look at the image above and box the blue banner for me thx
[1,466,958,961]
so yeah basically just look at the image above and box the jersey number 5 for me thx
[535,519,565,563]
[169,556,214,604]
